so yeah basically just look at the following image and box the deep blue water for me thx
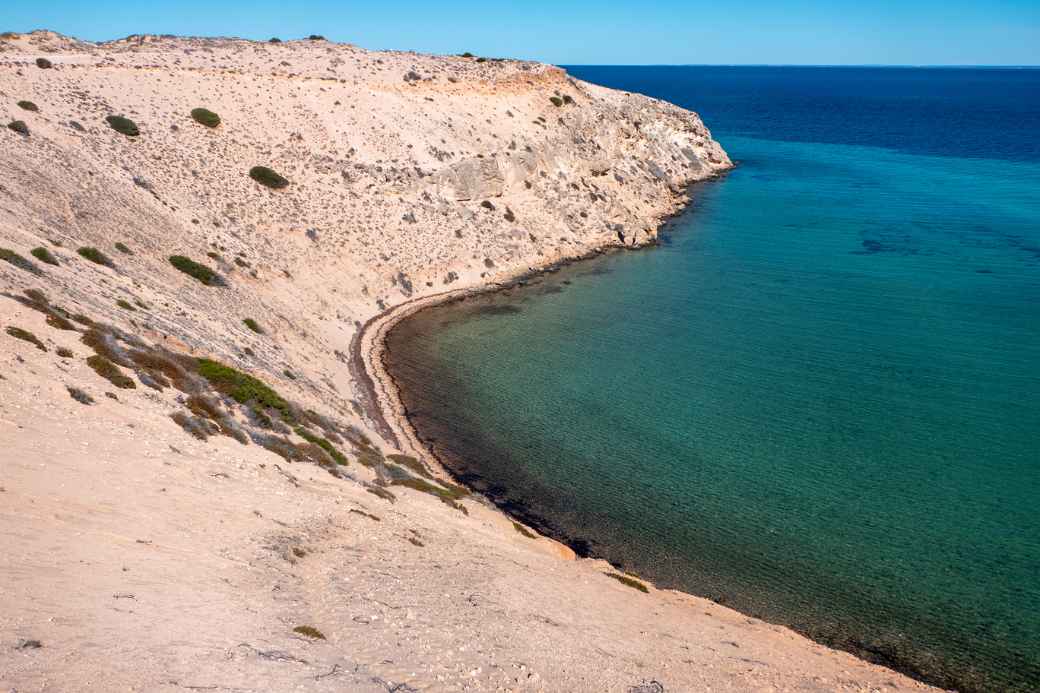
[386,67,1040,692]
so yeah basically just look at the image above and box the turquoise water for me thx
[385,69,1040,691]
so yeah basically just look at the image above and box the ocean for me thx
[384,66,1040,692]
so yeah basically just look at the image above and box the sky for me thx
[5,0,1039,66]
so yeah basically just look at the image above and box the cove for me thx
[384,67,1040,692]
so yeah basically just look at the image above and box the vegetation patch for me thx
[5,326,46,351]
[387,453,432,479]
[513,522,537,539]
[17,100,38,112]
[67,386,94,405]
[243,318,264,334]
[114,242,132,255]
[391,477,468,513]
[77,246,114,268]
[169,255,225,286]
[349,508,381,521]
[0,247,42,275]
[549,96,563,107]
[106,115,139,137]
[30,247,58,265]
[56,347,74,358]
[116,299,136,311]
[292,625,325,640]
[604,572,649,593]
[171,411,214,440]
[295,427,347,465]
[366,486,396,503]
[249,166,290,189]
[7,120,29,136]
[86,354,136,389]
[190,108,221,128]
[197,358,292,421]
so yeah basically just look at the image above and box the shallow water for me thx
[385,67,1040,691]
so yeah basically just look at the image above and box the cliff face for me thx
[1,30,730,448]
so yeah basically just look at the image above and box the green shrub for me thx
[86,354,136,389]
[295,427,347,465]
[387,453,432,479]
[0,247,42,275]
[549,96,563,107]
[77,246,114,268]
[292,625,325,639]
[190,108,221,128]
[391,476,468,512]
[513,522,537,539]
[243,318,263,334]
[17,100,38,112]
[307,34,325,41]
[460,52,474,58]
[249,166,289,189]
[57,347,74,358]
[7,120,29,136]
[269,37,282,43]
[36,57,52,69]
[116,299,136,311]
[105,115,139,137]
[196,358,292,420]
[168,255,224,286]
[114,242,132,254]
[5,326,46,351]
[604,572,648,593]
[30,247,58,265]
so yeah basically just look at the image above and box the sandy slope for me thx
[0,31,938,691]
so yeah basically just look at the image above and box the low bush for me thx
[171,411,214,440]
[387,453,432,479]
[116,299,136,311]
[306,34,325,41]
[190,108,221,128]
[604,572,648,593]
[1,247,42,275]
[105,115,139,137]
[57,347,74,358]
[169,255,224,286]
[513,522,537,539]
[293,625,325,639]
[391,476,468,513]
[77,246,114,268]
[86,354,136,389]
[8,120,29,136]
[249,166,289,189]
[30,247,58,265]
[67,386,94,405]
[269,37,282,43]
[243,318,263,334]
[196,358,292,420]
[295,427,347,465]
[549,96,563,107]
[114,242,132,254]
[5,326,46,351]
[366,486,397,503]
[17,100,38,112]
[36,57,52,69]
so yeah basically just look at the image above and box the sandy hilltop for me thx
[0,30,938,692]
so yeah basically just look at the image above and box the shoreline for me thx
[354,174,719,474]
[357,173,962,693]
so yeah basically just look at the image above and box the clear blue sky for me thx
[6,0,1039,66]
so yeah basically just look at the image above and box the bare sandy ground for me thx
[1,31,940,691]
